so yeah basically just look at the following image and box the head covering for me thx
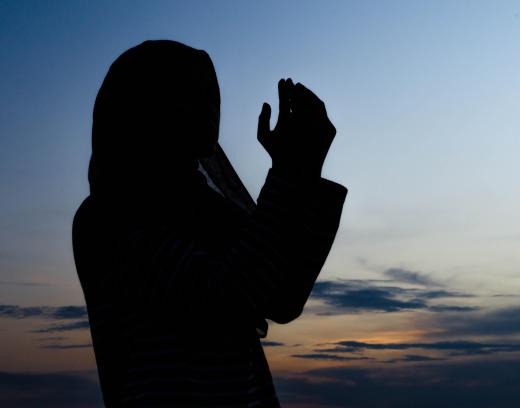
[199,144,256,214]
[86,40,265,336]
[88,39,255,215]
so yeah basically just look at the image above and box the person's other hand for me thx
[257,78,336,179]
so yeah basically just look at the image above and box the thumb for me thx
[257,102,271,145]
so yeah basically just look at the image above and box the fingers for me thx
[290,81,336,140]
[292,82,326,116]
[278,78,290,120]
[257,102,271,144]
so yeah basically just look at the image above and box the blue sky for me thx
[1,1,520,407]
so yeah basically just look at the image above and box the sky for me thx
[1,1,520,407]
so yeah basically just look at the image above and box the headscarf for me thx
[88,39,256,216]
[87,40,265,336]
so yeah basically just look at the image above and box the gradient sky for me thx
[1,1,520,407]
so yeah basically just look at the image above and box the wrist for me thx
[271,163,322,180]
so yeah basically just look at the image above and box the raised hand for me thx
[257,78,336,179]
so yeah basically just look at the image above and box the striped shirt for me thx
[72,167,348,407]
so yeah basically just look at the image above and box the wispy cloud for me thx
[384,354,445,363]
[291,354,372,362]
[316,340,520,357]
[432,306,520,336]
[41,343,93,350]
[309,280,475,314]
[428,305,476,312]
[384,267,440,286]
[261,341,285,347]
[0,304,87,320]
[31,320,90,333]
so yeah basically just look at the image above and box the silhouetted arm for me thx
[116,167,347,327]
[267,167,348,321]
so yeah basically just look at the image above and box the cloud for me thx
[0,304,87,320]
[432,306,520,336]
[291,354,372,362]
[310,280,424,313]
[41,343,93,350]
[428,305,477,312]
[51,306,88,319]
[261,341,285,347]
[384,354,446,363]
[274,360,520,408]
[0,371,102,408]
[384,267,439,286]
[31,320,90,333]
[309,280,475,314]
[0,304,90,334]
[316,340,520,357]
[418,290,472,299]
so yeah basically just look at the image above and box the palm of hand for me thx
[257,78,336,179]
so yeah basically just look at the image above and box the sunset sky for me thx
[1,1,520,407]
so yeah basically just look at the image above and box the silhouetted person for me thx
[72,40,347,407]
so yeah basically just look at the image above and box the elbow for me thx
[267,301,304,325]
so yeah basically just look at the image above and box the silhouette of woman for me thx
[73,40,347,407]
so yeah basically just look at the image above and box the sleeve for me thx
[267,167,348,321]
[115,167,348,328]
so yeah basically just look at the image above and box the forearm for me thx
[264,167,348,319]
